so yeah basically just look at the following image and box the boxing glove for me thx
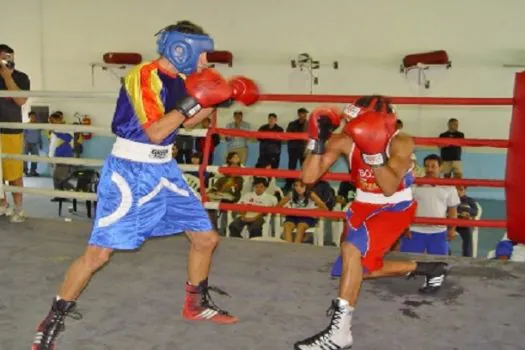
[229,76,259,106]
[175,68,233,118]
[306,107,342,155]
[344,111,391,167]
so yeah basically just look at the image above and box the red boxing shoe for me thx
[182,279,238,325]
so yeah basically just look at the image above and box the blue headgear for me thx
[156,29,214,75]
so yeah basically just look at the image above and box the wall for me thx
[3,0,524,199]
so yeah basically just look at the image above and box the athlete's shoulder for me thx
[390,132,414,157]
[124,61,159,81]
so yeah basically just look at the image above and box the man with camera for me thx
[0,44,30,223]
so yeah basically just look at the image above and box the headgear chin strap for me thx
[156,29,214,75]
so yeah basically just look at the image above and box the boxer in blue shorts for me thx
[32,20,259,350]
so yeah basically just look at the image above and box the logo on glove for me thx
[343,104,361,119]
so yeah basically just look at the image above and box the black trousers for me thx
[458,229,473,257]
[229,217,265,238]
[285,148,305,190]
[257,153,280,169]
[176,149,193,164]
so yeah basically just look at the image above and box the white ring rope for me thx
[0,90,117,99]
[0,122,207,137]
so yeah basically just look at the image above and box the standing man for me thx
[31,21,259,350]
[400,154,460,255]
[24,111,42,176]
[285,107,308,191]
[439,118,464,178]
[225,110,250,164]
[256,112,283,168]
[0,44,30,223]
[294,96,449,350]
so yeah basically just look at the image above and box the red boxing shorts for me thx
[339,200,417,273]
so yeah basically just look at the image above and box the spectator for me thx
[336,181,356,208]
[411,154,426,178]
[254,160,280,200]
[439,118,465,178]
[278,179,328,243]
[228,177,278,239]
[174,126,194,164]
[171,144,178,159]
[48,113,74,202]
[225,110,250,164]
[400,154,460,255]
[195,117,220,165]
[23,111,42,176]
[456,186,479,257]
[207,151,244,203]
[487,234,525,262]
[285,107,308,191]
[0,44,30,223]
[395,119,403,130]
[256,113,283,168]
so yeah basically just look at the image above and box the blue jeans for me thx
[400,231,449,255]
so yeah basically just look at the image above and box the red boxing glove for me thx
[344,111,392,167]
[175,68,233,118]
[306,107,342,154]
[229,76,259,106]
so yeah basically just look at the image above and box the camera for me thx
[1,53,15,69]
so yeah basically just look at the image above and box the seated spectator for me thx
[313,180,336,211]
[336,181,356,208]
[411,154,425,178]
[400,154,460,255]
[228,178,278,239]
[488,234,525,262]
[254,161,280,200]
[207,152,243,203]
[48,113,74,202]
[278,179,328,243]
[456,186,479,257]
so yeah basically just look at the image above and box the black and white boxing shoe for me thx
[294,299,353,350]
[408,261,450,294]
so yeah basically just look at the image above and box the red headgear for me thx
[343,95,398,137]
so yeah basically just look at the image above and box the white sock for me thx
[337,298,355,312]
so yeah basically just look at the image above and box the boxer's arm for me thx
[145,108,213,144]
[372,133,414,196]
[301,133,352,185]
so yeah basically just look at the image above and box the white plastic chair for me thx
[275,205,326,246]
[183,174,201,199]
[471,201,483,258]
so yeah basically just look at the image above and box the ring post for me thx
[505,71,525,243]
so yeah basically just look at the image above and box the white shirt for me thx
[239,191,278,219]
[410,184,460,234]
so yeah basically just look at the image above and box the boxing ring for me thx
[1,72,525,349]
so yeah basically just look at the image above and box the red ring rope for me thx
[259,94,513,105]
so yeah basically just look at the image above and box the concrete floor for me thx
[1,217,524,350]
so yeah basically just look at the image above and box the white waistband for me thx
[355,188,413,204]
[111,137,173,164]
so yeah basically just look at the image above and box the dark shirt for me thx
[439,131,464,161]
[457,194,479,235]
[0,70,30,134]
[258,123,284,154]
[286,119,307,150]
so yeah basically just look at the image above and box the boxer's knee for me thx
[190,230,220,252]
[341,242,362,266]
[81,246,113,272]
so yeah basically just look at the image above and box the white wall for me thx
[2,0,524,143]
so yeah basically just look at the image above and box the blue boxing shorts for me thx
[88,137,213,250]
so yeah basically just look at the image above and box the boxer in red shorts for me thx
[294,95,449,350]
